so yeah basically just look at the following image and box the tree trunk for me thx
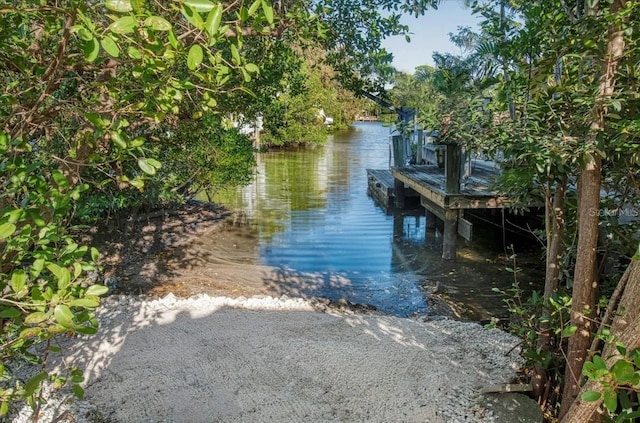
[533,177,567,402]
[560,156,601,417]
[559,0,626,418]
[561,260,640,423]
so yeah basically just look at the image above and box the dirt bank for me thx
[89,201,456,317]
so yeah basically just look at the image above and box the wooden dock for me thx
[367,169,395,210]
[391,164,510,210]
[367,169,420,212]
[367,144,529,260]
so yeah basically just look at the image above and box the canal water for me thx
[215,122,543,319]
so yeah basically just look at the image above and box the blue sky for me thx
[381,1,480,74]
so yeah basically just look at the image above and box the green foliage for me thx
[582,348,640,422]
[491,251,574,411]
[313,0,439,93]
[260,51,363,146]
[0,135,105,414]
[1,0,438,416]
[388,66,441,131]
[261,70,329,146]
[494,256,572,355]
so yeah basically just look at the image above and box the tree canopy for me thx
[0,0,439,415]
[404,1,640,421]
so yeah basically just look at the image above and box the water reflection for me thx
[214,123,542,319]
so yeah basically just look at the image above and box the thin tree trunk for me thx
[560,155,601,417]
[559,0,626,418]
[561,260,640,423]
[533,177,567,402]
[545,176,568,299]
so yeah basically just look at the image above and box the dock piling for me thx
[442,209,458,260]
[445,143,461,194]
[394,179,405,209]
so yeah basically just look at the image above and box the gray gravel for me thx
[12,294,523,423]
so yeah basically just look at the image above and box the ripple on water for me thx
[214,122,543,318]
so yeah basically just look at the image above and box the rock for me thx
[478,392,544,423]
[480,383,533,394]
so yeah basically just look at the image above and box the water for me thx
[215,122,543,319]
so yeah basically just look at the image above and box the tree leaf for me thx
[187,44,204,70]
[58,268,72,290]
[593,355,607,370]
[561,325,577,338]
[168,29,179,49]
[241,67,251,82]
[581,390,601,402]
[183,0,215,12]
[130,178,145,189]
[181,5,204,29]
[0,222,16,239]
[68,298,100,308]
[205,4,223,37]
[101,36,120,57]
[76,325,98,335]
[0,307,21,318]
[31,258,45,278]
[144,16,172,31]
[611,359,635,383]
[24,312,48,324]
[75,26,93,41]
[261,0,274,25]
[24,372,47,396]
[54,304,75,328]
[131,0,145,11]
[146,158,162,168]
[109,16,138,34]
[11,270,27,294]
[46,263,63,280]
[83,37,100,62]
[105,0,133,12]
[86,284,109,297]
[603,389,618,412]
[231,43,242,65]
[52,170,69,188]
[111,131,127,148]
[138,158,156,175]
[91,247,99,262]
[248,0,261,15]
[72,384,85,400]
[245,63,259,73]
[127,46,142,59]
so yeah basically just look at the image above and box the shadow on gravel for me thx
[29,296,523,423]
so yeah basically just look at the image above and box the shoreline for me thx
[9,202,541,422]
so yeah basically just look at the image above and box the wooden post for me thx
[442,209,458,260]
[416,130,424,164]
[393,213,403,239]
[424,209,436,244]
[425,210,437,230]
[445,143,461,194]
[394,178,405,209]
[392,135,405,167]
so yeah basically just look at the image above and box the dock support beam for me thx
[445,143,461,194]
[442,209,458,260]
[394,179,405,208]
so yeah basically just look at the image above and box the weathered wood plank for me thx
[366,169,395,209]
[458,212,473,241]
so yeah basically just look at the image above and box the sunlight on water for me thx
[214,122,543,319]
